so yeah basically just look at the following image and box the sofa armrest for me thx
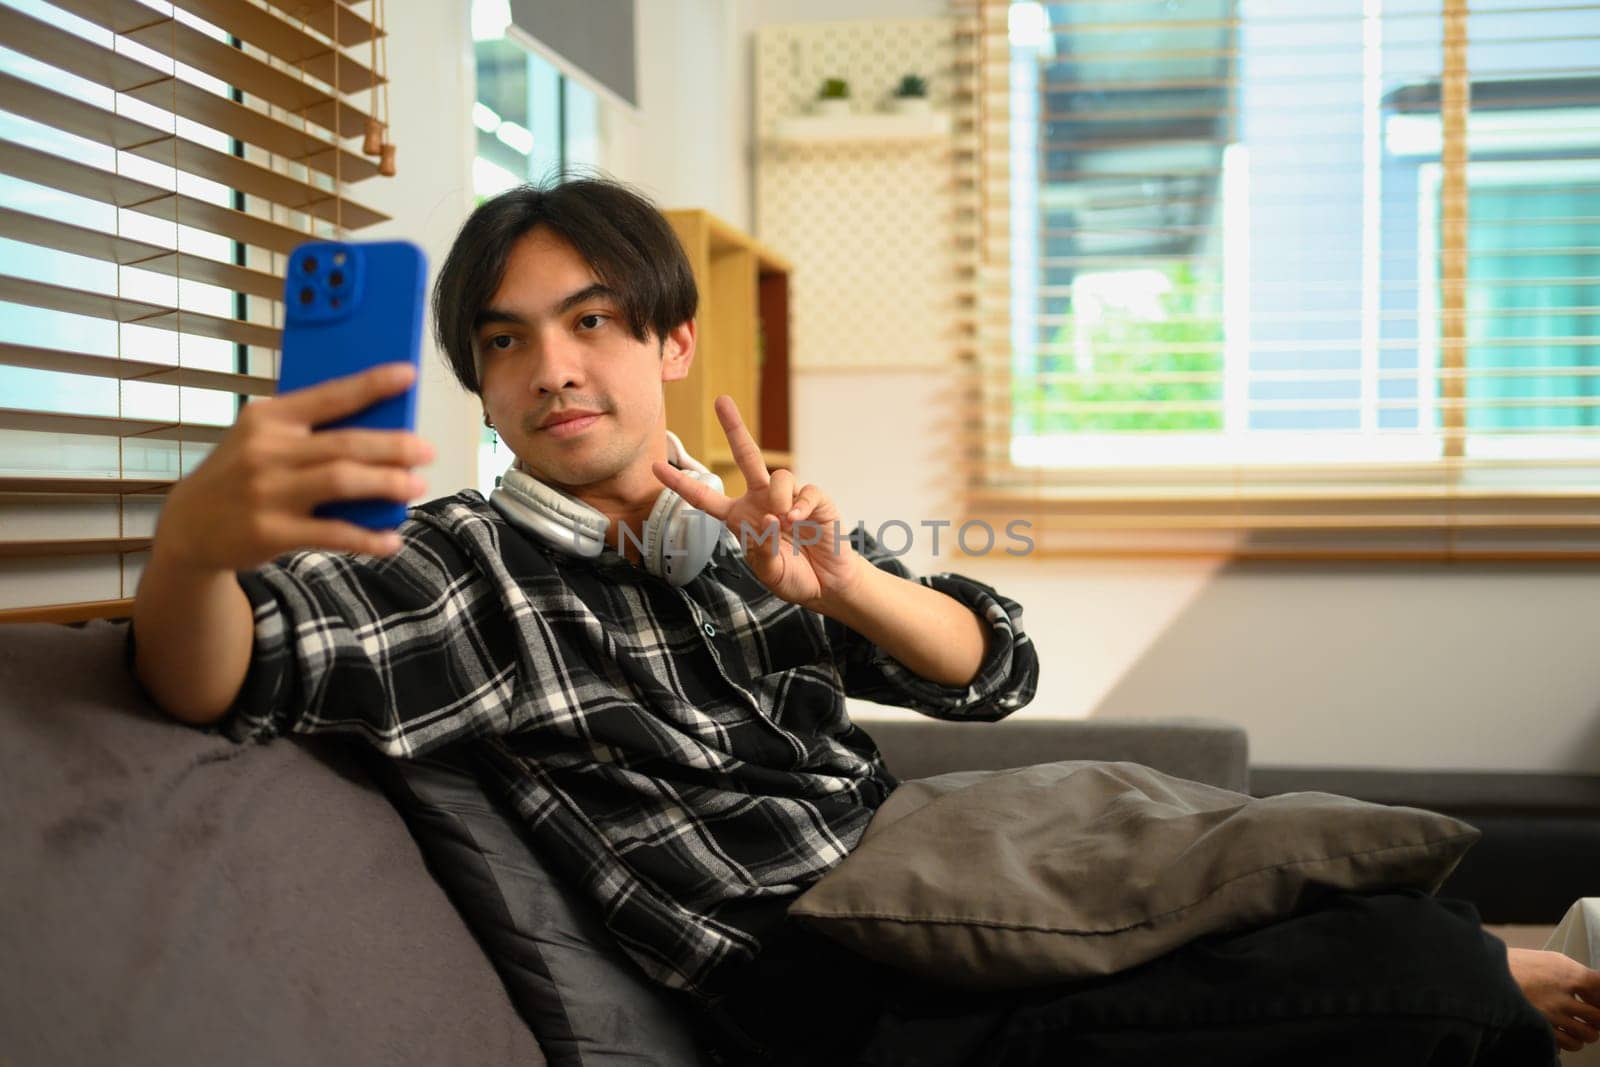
[860,715,1250,793]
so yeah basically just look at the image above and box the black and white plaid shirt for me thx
[217,490,1038,996]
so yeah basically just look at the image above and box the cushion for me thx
[360,744,711,1067]
[789,760,1480,989]
[0,621,546,1066]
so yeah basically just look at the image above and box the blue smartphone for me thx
[277,239,428,530]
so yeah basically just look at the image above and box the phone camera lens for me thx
[328,270,344,287]
[299,286,314,305]
[302,256,318,274]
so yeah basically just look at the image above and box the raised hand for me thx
[651,395,862,609]
[154,362,434,574]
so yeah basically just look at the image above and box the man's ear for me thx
[660,319,696,383]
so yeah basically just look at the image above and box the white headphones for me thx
[489,430,726,587]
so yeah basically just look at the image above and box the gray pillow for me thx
[361,744,712,1067]
[790,760,1479,989]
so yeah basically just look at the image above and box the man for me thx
[133,179,1595,1064]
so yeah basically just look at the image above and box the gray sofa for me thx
[1252,766,1600,925]
[0,620,1248,1066]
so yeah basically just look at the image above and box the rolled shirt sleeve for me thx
[823,529,1039,722]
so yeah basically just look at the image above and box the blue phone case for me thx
[277,239,428,530]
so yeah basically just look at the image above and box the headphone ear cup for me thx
[641,470,724,587]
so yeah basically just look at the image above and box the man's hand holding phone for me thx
[152,362,434,574]
[135,238,430,726]
[135,362,432,726]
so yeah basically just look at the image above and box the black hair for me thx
[431,177,698,394]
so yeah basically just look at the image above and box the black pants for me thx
[690,892,1555,1067]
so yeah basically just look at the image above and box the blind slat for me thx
[0,207,283,301]
[0,539,152,559]
[0,407,229,444]
[0,274,281,349]
[971,366,1600,385]
[0,342,276,395]
[270,0,379,49]
[963,511,1600,532]
[0,477,173,495]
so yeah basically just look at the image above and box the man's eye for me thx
[487,335,515,350]
[577,313,608,331]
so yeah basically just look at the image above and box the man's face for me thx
[474,226,693,493]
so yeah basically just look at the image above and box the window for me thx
[964,0,1600,557]
[1,2,240,474]
[470,0,603,493]
[0,0,393,617]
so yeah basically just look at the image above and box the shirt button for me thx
[702,622,716,638]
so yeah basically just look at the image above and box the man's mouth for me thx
[538,410,603,437]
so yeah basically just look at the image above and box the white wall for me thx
[613,0,747,225]
[356,0,481,497]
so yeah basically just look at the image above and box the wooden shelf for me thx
[664,210,791,499]
[770,111,952,146]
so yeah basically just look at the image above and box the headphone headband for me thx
[488,434,724,586]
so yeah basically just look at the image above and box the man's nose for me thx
[528,333,585,395]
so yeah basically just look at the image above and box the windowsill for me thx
[958,484,1600,562]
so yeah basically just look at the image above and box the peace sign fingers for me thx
[713,395,770,492]
[651,460,734,520]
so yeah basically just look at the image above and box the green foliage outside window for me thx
[1014,262,1226,435]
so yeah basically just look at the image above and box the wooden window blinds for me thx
[0,0,394,621]
[953,0,1600,559]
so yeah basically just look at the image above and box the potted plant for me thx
[889,73,930,114]
[814,77,851,117]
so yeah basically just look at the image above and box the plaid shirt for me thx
[217,490,1038,996]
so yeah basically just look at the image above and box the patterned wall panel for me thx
[755,18,961,370]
